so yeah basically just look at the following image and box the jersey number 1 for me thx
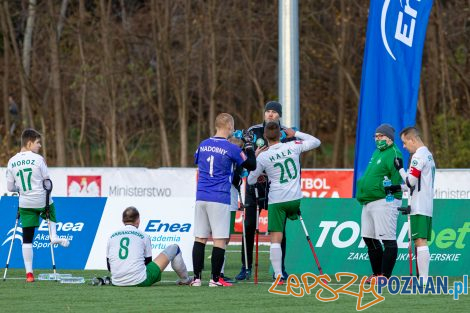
[206,155,214,177]
[16,168,33,191]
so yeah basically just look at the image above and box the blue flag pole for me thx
[353,0,434,195]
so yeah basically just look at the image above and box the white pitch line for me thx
[3,277,469,290]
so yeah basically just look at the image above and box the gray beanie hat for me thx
[265,101,282,117]
[375,123,395,140]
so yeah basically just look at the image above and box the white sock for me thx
[49,221,58,240]
[221,255,226,275]
[270,243,283,278]
[417,245,430,284]
[171,251,189,280]
[22,243,33,273]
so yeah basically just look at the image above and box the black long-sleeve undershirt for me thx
[241,148,256,171]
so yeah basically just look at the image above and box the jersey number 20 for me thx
[274,158,298,184]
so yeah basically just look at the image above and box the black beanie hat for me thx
[264,101,282,117]
[375,123,395,141]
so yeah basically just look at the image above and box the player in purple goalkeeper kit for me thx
[191,113,256,287]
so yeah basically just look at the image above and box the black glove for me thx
[384,184,401,194]
[398,206,411,215]
[242,130,254,150]
[394,157,403,170]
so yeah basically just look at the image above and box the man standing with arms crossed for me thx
[192,113,256,287]
[394,127,435,286]
[247,122,321,284]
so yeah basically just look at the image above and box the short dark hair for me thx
[264,122,280,142]
[400,127,421,139]
[21,129,41,147]
[122,206,140,224]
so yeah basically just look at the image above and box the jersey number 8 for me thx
[119,237,130,259]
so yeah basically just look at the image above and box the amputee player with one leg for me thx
[394,127,436,287]
[247,122,321,284]
[6,129,70,282]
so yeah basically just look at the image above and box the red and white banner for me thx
[301,169,353,198]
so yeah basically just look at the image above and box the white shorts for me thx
[194,201,231,239]
[361,198,401,240]
[230,185,239,212]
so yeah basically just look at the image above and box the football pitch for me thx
[0,245,468,313]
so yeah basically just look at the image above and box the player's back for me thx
[259,141,303,204]
[7,151,48,208]
[410,146,435,217]
[195,137,244,204]
[107,225,149,286]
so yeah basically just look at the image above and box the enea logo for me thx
[67,175,102,196]
[1,220,84,249]
[1,227,23,246]
[381,0,421,61]
[35,220,84,249]
[145,220,191,232]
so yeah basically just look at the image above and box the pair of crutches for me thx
[3,179,57,280]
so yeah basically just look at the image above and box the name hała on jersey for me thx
[269,149,293,162]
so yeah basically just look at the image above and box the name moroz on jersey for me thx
[6,151,52,208]
[195,137,247,205]
[409,146,436,217]
[248,132,321,204]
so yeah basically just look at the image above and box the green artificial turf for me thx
[0,245,468,313]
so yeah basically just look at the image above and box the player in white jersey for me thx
[394,127,436,286]
[6,129,69,282]
[107,206,191,286]
[247,122,321,283]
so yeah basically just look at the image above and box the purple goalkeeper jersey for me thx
[195,137,247,204]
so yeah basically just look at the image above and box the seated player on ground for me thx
[107,206,192,286]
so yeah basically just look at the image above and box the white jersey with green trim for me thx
[107,225,152,286]
[6,151,52,208]
[408,146,436,217]
[247,131,321,204]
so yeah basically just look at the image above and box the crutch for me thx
[237,189,249,278]
[254,188,261,285]
[298,210,327,284]
[398,205,414,277]
[43,179,58,280]
[3,208,20,281]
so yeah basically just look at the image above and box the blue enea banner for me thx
[0,197,106,270]
[353,0,433,194]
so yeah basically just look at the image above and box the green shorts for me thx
[137,262,162,287]
[20,203,58,228]
[410,214,432,241]
[230,211,236,235]
[268,199,301,232]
